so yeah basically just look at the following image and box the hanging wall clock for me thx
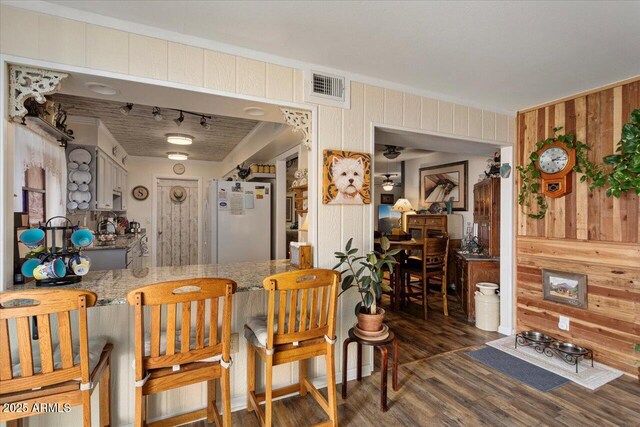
[534,141,576,198]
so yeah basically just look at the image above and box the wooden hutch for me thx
[454,177,501,322]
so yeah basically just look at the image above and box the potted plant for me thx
[333,236,399,332]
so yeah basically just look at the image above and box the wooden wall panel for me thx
[516,78,640,376]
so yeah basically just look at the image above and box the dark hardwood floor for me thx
[189,297,640,426]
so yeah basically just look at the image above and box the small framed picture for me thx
[286,196,293,222]
[380,194,395,205]
[543,269,587,308]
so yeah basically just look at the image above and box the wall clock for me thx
[132,185,149,201]
[173,163,186,175]
[534,141,576,198]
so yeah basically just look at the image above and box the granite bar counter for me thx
[9,259,297,305]
[83,232,146,251]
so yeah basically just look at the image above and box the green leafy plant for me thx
[601,108,640,197]
[333,236,398,316]
[517,128,603,220]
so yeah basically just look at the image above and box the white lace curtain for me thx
[12,123,67,220]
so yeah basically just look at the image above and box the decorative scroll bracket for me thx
[280,107,312,151]
[9,65,68,120]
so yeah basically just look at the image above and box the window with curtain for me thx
[23,167,46,226]
[12,123,67,222]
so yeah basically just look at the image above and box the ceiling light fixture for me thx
[382,175,395,192]
[174,111,185,126]
[200,116,211,130]
[167,152,188,161]
[120,103,133,116]
[85,82,118,96]
[152,107,163,121]
[243,106,266,117]
[166,133,194,145]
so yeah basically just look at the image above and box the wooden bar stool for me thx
[404,234,450,319]
[245,269,340,427]
[0,289,112,427]
[127,278,236,427]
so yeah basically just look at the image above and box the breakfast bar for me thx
[7,260,365,427]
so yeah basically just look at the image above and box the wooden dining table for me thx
[374,238,424,310]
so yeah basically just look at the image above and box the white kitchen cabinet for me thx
[121,171,128,210]
[95,148,129,211]
[96,150,113,210]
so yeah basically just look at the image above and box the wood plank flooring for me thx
[188,297,640,426]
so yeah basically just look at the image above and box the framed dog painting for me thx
[323,150,371,204]
[419,160,468,211]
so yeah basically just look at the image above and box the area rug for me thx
[485,336,624,390]
[466,347,569,391]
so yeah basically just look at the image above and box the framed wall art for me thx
[323,149,371,205]
[542,269,587,308]
[380,193,395,205]
[286,196,293,222]
[419,160,468,211]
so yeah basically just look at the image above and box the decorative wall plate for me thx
[173,163,186,175]
[132,185,149,201]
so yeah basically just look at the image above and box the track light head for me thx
[174,111,184,127]
[120,103,133,116]
[200,116,211,130]
[152,107,163,121]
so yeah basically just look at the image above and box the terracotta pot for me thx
[357,308,385,332]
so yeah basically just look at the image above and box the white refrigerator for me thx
[205,180,271,264]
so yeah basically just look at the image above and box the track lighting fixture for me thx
[174,111,184,127]
[200,116,211,130]
[119,103,133,116]
[152,107,163,121]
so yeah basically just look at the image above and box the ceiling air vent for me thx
[304,70,350,108]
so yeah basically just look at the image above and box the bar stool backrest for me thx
[126,278,237,377]
[0,289,97,394]
[421,235,449,275]
[262,269,340,350]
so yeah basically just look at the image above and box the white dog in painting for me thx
[329,156,365,204]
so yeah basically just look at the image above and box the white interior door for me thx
[156,178,199,267]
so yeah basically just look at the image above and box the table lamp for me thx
[392,198,414,231]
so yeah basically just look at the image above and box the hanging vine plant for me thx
[517,128,603,220]
[517,108,640,219]
[601,108,640,197]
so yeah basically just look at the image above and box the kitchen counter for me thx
[9,259,297,306]
[455,250,499,262]
[83,231,146,251]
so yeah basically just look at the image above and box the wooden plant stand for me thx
[341,327,399,412]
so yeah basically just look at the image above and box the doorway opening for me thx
[372,125,514,364]
[155,177,201,267]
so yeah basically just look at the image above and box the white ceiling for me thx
[34,0,640,112]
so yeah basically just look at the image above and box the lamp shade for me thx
[392,198,414,212]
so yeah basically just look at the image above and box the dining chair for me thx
[0,289,112,427]
[245,269,340,427]
[404,234,450,320]
[127,278,236,427]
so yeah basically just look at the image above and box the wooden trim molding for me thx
[9,65,68,120]
[518,75,640,114]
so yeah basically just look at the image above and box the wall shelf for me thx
[24,115,74,146]
[246,172,276,181]
[291,184,308,216]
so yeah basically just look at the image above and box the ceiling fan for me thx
[381,173,399,191]
[382,145,404,159]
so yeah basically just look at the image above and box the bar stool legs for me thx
[99,360,111,427]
